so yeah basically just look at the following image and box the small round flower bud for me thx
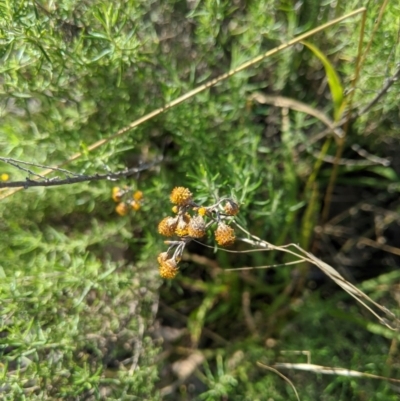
[172,205,179,214]
[170,187,192,206]
[158,216,178,237]
[198,207,207,217]
[214,222,236,246]
[133,190,143,201]
[157,252,169,265]
[131,200,141,211]
[188,215,206,238]
[112,186,124,203]
[159,258,178,279]
[115,202,129,216]
[224,200,239,216]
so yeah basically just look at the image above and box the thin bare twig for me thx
[355,64,400,118]
[0,157,81,177]
[309,147,390,166]
[1,158,48,179]
[0,158,161,189]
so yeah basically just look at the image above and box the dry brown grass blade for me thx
[297,247,397,330]
[358,0,390,72]
[224,260,304,272]
[0,7,366,201]
[257,362,301,401]
[274,362,400,383]
[358,238,400,257]
[249,93,344,138]
[234,223,399,330]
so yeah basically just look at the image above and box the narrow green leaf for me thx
[367,165,399,181]
[302,41,344,121]
[37,44,51,63]
[90,48,112,63]
[11,92,32,98]
[85,32,110,41]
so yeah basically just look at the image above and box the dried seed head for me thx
[158,216,178,237]
[198,207,207,217]
[159,258,178,279]
[188,215,206,238]
[224,200,239,216]
[115,202,129,216]
[131,200,141,211]
[170,187,192,206]
[214,222,236,246]
[112,186,124,203]
[175,214,190,237]
[133,190,143,201]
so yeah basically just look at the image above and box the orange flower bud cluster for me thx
[157,188,240,279]
[112,186,144,216]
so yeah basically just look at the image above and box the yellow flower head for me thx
[158,216,178,237]
[214,222,236,246]
[170,187,192,206]
[1,173,9,181]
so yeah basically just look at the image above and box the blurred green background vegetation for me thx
[1,0,399,399]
